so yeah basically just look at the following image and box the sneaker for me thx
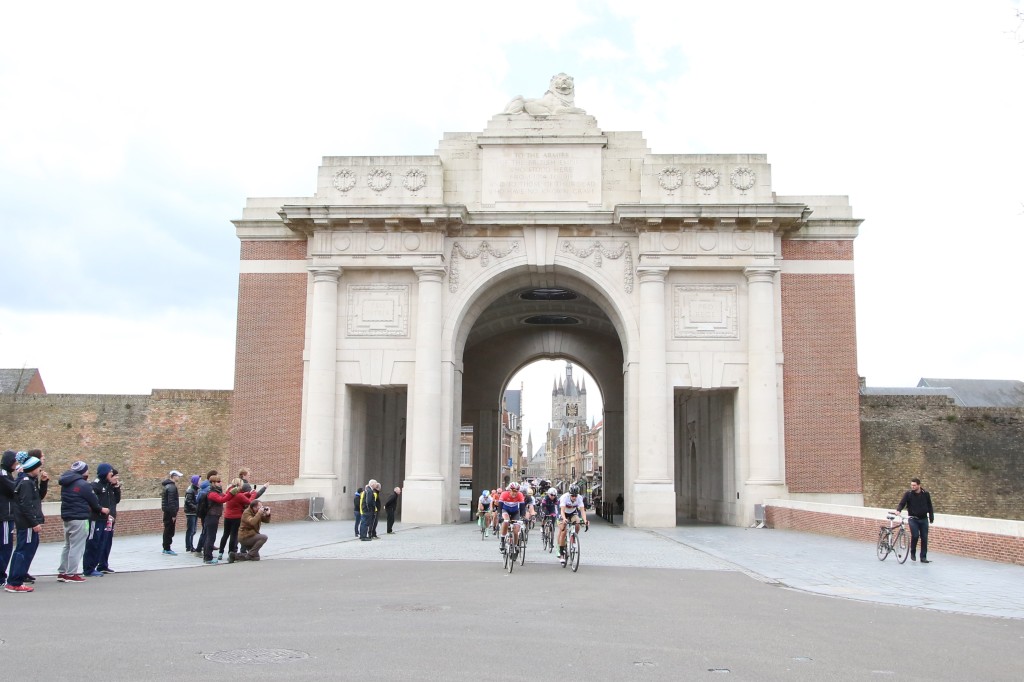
[85,570,104,577]
[99,568,116,574]
[64,574,87,583]
[920,558,931,563]
[217,553,223,561]
[5,584,33,593]
[203,559,219,565]
[57,573,69,582]
[228,552,236,564]
[162,549,177,556]
[23,574,36,584]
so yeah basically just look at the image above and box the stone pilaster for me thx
[303,266,341,480]
[744,267,783,485]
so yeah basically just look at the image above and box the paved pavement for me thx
[24,513,1024,619]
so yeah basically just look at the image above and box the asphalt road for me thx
[3,557,1023,681]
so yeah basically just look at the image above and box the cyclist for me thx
[522,487,536,525]
[557,484,589,566]
[477,488,493,536]
[490,488,503,534]
[539,487,559,544]
[498,482,526,553]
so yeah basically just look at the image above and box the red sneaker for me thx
[4,584,34,593]
[63,574,87,583]
[57,573,69,582]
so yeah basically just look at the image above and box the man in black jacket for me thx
[1,450,19,586]
[58,460,108,582]
[83,463,120,576]
[6,456,46,593]
[896,477,936,563]
[384,487,401,534]
[161,470,183,555]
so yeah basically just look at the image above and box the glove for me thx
[929,515,934,523]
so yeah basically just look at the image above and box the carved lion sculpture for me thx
[503,73,587,116]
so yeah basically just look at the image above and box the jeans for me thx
[359,513,373,539]
[59,519,89,575]
[909,517,930,559]
[219,517,241,555]
[185,514,198,551]
[8,527,39,587]
[202,515,221,561]
[354,512,361,537]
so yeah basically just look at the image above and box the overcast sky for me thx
[2,1,1021,445]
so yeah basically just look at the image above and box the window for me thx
[460,444,471,466]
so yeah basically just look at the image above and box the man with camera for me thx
[232,498,271,562]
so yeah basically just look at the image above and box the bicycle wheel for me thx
[894,527,910,564]
[569,533,580,572]
[508,542,517,573]
[519,535,527,566]
[876,528,891,561]
[502,538,509,570]
[546,523,554,553]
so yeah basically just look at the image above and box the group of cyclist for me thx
[478,480,589,567]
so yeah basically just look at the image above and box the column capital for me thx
[413,266,446,284]
[636,266,669,283]
[308,265,342,283]
[743,266,780,284]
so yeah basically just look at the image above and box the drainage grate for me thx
[205,648,309,665]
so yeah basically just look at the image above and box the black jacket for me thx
[184,484,199,515]
[360,486,376,515]
[161,479,180,515]
[59,470,103,520]
[0,450,18,522]
[897,489,935,521]
[384,492,399,512]
[92,477,122,520]
[13,473,45,529]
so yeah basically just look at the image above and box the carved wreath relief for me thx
[448,241,521,292]
[673,284,738,339]
[730,167,756,193]
[403,168,426,192]
[332,169,356,192]
[561,240,634,293]
[367,168,392,192]
[347,284,410,337]
[657,167,684,192]
[694,168,720,194]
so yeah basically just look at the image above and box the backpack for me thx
[196,490,210,520]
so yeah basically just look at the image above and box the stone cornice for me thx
[614,203,810,232]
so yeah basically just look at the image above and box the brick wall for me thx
[780,245,861,493]
[230,239,307,484]
[782,240,853,260]
[0,390,232,498]
[766,505,1024,566]
[861,394,1024,520]
[33,498,312,543]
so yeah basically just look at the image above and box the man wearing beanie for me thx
[83,463,120,576]
[57,460,108,583]
[184,474,200,553]
[6,456,45,592]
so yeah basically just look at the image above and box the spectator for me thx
[219,478,267,561]
[184,475,200,553]
[15,451,48,584]
[83,463,120,576]
[192,471,215,557]
[359,479,377,541]
[58,460,108,583]
[371,482,382,539]
[233,499,271,562]
[353,490,362,538]
[1,450,18,587]
[160,470,183,555]
[384,487,401,534]
[6,455,45,593]
[201,474,233,565]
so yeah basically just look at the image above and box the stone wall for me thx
[861,394,1024,521]
[0,390,232,499]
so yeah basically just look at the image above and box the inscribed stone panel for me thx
[673,285,738,339]
[481,144,601,206]
[347,284,410,337]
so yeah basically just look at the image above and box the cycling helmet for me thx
[547,487,558,496]
[526,487,534,496]
[569,484,580,496]
[508,481,520,491]
[482,489,490,496]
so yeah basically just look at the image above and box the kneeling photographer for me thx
[231,499,271,562]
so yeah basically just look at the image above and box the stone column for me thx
[403,267,446,523]
[303,266,341,480]
[744,267,783,484]
[633,266,675,526]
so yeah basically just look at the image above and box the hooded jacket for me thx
[1,450,18,522]
[160,478,180,515]
[13,472,45,529]
[59,469,103,521]
[91,465,121,521]
[184,483,199,515]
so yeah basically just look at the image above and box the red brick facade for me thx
[230,241,307,484]
[781,244,861,494]
[782,240,853,260]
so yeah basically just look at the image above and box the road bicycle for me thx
[877,512,909,564]
[477,510,490,540]
[501,520,526,573]
[541,516,556,553]
[560,518,588,572]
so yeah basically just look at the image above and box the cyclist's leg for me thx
[557,518,567,555]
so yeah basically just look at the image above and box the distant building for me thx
[0,368,46,395]
[860,377,1024,407]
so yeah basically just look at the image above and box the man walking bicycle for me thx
[896,477,935,563]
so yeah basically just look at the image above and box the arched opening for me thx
[452,273,626,523]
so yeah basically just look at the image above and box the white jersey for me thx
[559,493,585,513]
[478,494,492,507]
